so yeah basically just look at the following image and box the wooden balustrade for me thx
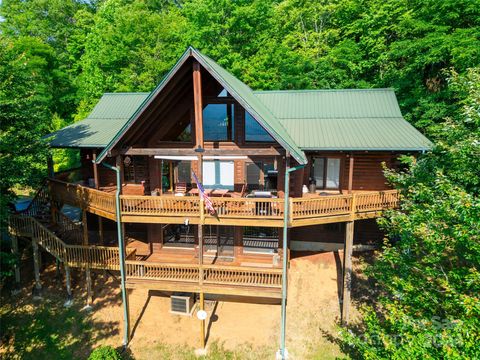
[48,179,399,226]
[203,265,282,287]
[49,179,116,219]
[354,190,399,212]
[291,195,352,219]
[121,195,200,216]
[8,215,133,270]
[52,208,83,245]
[125,261,199,282]
[19,181,49,217]
[125,261,282,288]
[211,197,284,219]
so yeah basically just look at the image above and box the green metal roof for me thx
[254,89,432,151]
[48,93,148,148]
[47,47,431,155]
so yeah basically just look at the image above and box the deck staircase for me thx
[9,182,127,271]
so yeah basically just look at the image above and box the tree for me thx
[0,37,56,218]
[341,68,480,359]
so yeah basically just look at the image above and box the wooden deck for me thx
[49,179,399,227]
[9,214,282,298]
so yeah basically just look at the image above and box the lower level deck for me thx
[124,239,283,298]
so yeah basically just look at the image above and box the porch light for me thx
[124,156,132,166]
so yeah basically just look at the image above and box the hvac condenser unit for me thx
[170,293,194,316]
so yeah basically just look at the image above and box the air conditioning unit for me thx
[170,293,194,316]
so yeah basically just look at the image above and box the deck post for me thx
[32,239,42,299]
[193,60,206,351]
[64,265,73,307]
[348,155,354,194]
[93,150,104,245]
[85,268,93,309]
[342,220,354,324]
[11,235,21,292]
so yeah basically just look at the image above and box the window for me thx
[245,112,274,142]
[203,104,234,141]
[246,160,277,191]
[174,123,192,142]
[312,157,341,189]
[123,156,148,184]
[202,160,234,190]
[176,161,191,185]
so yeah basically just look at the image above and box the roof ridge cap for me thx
[254,88,394,93]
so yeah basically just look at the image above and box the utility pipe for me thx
[279,158,305,360]
[101,162,130,349]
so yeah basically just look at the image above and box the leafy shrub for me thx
[88,346,122,360]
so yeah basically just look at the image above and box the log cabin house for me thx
[9,47,431,349]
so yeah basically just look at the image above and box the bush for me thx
[88,346,122,360]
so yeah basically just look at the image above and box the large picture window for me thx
[203,104,234,141]
[313,157,341,189]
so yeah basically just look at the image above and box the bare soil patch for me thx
[1,250,364,359]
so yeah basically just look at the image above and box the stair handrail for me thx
[8,214,125,270]
[16,179,49,217]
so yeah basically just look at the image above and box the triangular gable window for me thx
[245,112,274,142]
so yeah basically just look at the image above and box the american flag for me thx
[192,171,216,216]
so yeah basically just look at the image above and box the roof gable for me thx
[95,46,307,164]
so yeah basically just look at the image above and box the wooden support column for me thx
[82,210,88,244]
[32,239,42,298]
[348,155,354,194]
[342,220,354,324]
[92,151,104,244]
[85,268,93,308]
[11,235,21,288]
[169,161,174,192]
[193,61,204,150]
[234,227,243,259]
[64,265,73,307]
[193,60,206,349]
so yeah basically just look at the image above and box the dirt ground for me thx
[88,251,349,359]
[1,250,360,359]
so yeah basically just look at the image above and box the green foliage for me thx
[0,244,17,283]
[88,346,122,360]
[0,36,52,223]
[341,69,480,359]
[1,1,479,357]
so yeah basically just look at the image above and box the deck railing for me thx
[8,215,133,270]
[125,260,283,288]
[49,179,116,218]
[291,194,352,219]
[48,179,399,225]
[121,195,200,216]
